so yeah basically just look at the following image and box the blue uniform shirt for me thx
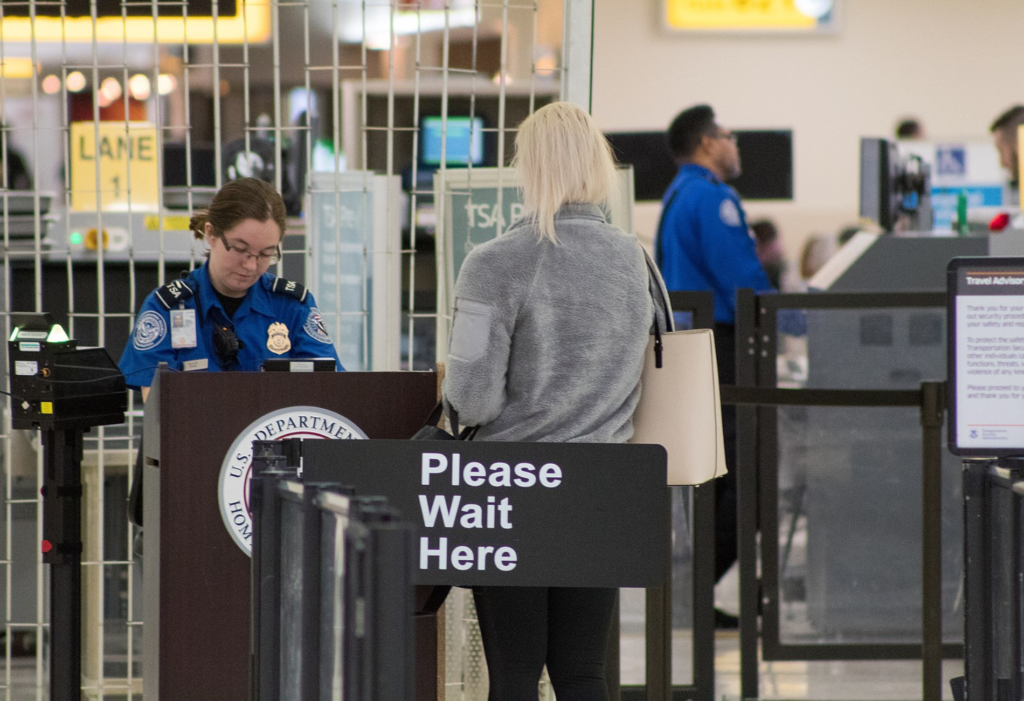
[118,262,343,389]
[656,163,774,324]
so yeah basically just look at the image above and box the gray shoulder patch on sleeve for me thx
[449,298,493,362]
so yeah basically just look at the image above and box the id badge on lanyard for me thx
[170,308,198,349]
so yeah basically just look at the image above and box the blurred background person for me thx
[895,117,926,141]
[750,218,786,290]
[990,105,1024,206]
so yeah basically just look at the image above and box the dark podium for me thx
[142,370,436,700]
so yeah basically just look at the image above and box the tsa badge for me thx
[267,322,291,355]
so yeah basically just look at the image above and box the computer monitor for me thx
[419,116,485,168]
[604,131,677,202]
[603,129,794,202]
[859,137,931,232]
[731,130,793,201]
[163,142,217,187]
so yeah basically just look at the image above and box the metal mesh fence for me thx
[0,1,568,697]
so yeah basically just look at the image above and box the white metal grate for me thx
[0,0,575,698]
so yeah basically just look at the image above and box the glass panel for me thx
[775,406,962,644]
[671,486,695,686]
[401,312,437,372]
[775,307,962,644]
[102,615,142,679]
[320,512,340,701]
[280,498,304,698]
[783,308,946,391]
[620,486,696,687]
[619,588,645,685]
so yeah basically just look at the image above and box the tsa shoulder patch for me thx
[133,310,167,351]
[719,198,742,227]
[271,277,308,304]
[154,278,195,309]
[303,307,332,344]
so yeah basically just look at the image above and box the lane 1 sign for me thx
[71,121,159,212]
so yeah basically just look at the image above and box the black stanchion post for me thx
[41,428,85,701]
[735,289,760,701]
[962,460,992,701]
[691,482,716,701]
[644,544,670,701]
[920,381,945,701]
[1015,468,1024,701]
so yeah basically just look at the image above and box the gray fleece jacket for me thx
[443,202,669,444]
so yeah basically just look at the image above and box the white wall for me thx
[592,0,1024,258]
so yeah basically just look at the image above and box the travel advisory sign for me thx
[218,406,367,554]
[949,257,1024,456]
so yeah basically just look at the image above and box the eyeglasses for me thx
[220,236,282,265]
[715,131,738,144]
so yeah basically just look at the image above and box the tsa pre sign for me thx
[70,122,158,211]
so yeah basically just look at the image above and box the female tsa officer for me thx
[119,176,341,396]
[119,177,342,526]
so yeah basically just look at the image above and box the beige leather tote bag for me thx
[630,249,727,485]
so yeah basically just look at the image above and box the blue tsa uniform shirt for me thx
[119,262,343,389]
[656,163,773,325]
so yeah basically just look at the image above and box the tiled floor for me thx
[713,633,964,701]
[620,587,964,701]
[0,639,970,700]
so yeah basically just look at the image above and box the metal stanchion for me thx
[919,382,945,701]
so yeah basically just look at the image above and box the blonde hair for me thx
[513,102,621,243]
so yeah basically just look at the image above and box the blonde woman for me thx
[444,102,670,700]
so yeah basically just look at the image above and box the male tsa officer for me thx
[656,105,775,625]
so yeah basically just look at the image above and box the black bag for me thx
[411,401,479,441]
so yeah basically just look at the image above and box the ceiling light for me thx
[100,76,122,102]
[66,71,86,93]
[157,73,176,96]
[41,74,61,94]
[128,74,151,100]
[794,0,834,19]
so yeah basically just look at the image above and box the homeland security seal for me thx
[217,406,367,555]
[133,310,167,351]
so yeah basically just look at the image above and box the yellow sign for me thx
[1,0,269,44]
[71,122,159,212]
[144,215,192,231]
[665,0,833,31]
[40,402,53,415]
[0,58,35,79]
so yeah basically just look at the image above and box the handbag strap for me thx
[434,399,479,441]
[640,244,675,369]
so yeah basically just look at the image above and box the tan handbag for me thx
[629,250,727,486]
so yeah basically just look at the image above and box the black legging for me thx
[472,585,617,701]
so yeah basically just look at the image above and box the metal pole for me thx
[735,289,760,700]
[42,429,85,701]
[692,482,716,701]
[920,381,945,701]
[560,0,594,111]
[644,539,670,701]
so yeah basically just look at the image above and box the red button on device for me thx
[41,541,53,554]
